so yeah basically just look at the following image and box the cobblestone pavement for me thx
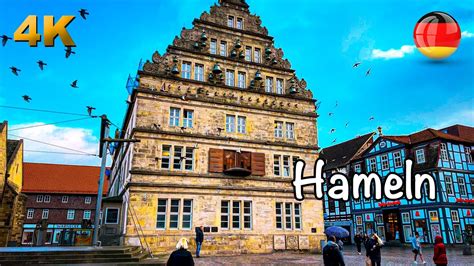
[192,245,474,266]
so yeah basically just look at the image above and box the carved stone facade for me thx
[108,0,324,255]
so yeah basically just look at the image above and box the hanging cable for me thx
[0,105,91,117]
[9,117,95,131]
[8,133,98,156]
[23,150,98,156]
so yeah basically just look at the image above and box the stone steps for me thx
[0,246,149,265]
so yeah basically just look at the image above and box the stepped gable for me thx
[141,0,313,100]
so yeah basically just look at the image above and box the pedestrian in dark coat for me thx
[433,235,448,266]
[363,234,371,257]
[323,235,345,266]
[167,238,194,266]
[367,233,383,266]
[354,233,363,255]
[195,226,204,258]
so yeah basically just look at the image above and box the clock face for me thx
[380,141,387,148]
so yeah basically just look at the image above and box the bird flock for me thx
[324,62,375,145]
[2,9,95,117]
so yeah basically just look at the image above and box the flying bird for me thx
[22,95,32,103]
[369,116,375,121]
[332,139,337,144]
[335,101,338,108]
[330,128,336,133]
[1,35,12,46]
[70,80,79,88]
[10,66,20,76]
[86,106,96,116]
[353,62,361,68]
[79,9,89,20]
[37,60,47,70]
[328,112,334,116]
[366,68,371,76]
[65,47,75,58]
[315,101,322,111]
[345,122,350,128]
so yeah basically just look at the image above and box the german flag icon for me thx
[414,11,461,60]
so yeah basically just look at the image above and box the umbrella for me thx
[324,226,350,238]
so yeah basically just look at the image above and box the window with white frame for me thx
[237,116,246,134]
[210,39,217,54]
[245,47,252,61]
[181,62,191,79]
[445,175,454,195]
[274,121,283,138]
[36,195,44,203]
[184,148,194,171]
[393,151,403,168]
[354,164,361,173]
[182,200,193,229]
[42,209,49,219]
[169,107,180,127]
[194,64,204,81]
[465,147,473,163]
[173,146,184,170]
[169,199,180,229]
[227,16,234,27]
[283,156,290,177]
[27,209,34,219]
[62,196,68,203]
[265,77,273,93]
[416,149,426,164]
[254,48,261,63]
[226,69,235,86]
[226,115,236,133]
[368,158,377,172]
[237,72,246,88]
[66,210,75,220]
[286,123,294,139]
[236,18,243,29]
[220,41,227,56]
[105,208,119,224]
[429,211,438,222]
[183,110,194,128]
[451,210,459,222]
[273,155,281,176]
[401,212,410,224]
[458,176,467,196]
[440,143,449,161]
[44,195,51,203]
[381,154,389,170]
[85,196,91,204]
[156,199,167,229]
[232,201,241,229]
[221,201,230,229]
[276,79,284,94]
[83,210,91,220]
[243,201,252,229]
[161,145,171,169]
[276,202,303,230]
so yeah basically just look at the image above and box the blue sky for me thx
[0,0,473,166]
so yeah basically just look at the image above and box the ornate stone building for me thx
[107,0,323,255]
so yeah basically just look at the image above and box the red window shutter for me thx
[209,148,224,173]
[251,152,266,176]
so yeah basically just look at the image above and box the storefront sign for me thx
[456,198,474,204]
[378,201,401,207]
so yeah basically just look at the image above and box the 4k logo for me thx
[14,15,76,47]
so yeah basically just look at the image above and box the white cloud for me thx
[8,123,101,166]
[462,31,474,38]
[342,19,370,52]
[371,45,416,60]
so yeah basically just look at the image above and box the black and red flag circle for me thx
[414,11,461,59]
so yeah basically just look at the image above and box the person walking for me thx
[337,238,344,251]
[354,233,363,255]
[195,226,204,258]
[367,233,383,266]
[433,235,448,266]
[323,235,345,266]
[167,238,194,266]
[411,232,426,264]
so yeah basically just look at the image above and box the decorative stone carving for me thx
[299,235,310,250]
[143,51,175,76]
[286,235,299,250]
[274,235,285,250]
